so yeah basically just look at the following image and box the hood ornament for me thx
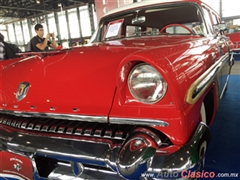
[16,82,30,101]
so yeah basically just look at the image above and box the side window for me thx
[202,7,213,34]
[211,12,220,25]
[165,23,206,35]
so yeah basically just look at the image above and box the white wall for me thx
[202,0,220,14]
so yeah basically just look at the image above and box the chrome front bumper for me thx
[0,122,210,180]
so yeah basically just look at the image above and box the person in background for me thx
[0,32,21,59]
[30,24,57,52]
[0,33,5,60]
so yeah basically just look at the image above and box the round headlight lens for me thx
[128,64,167,104]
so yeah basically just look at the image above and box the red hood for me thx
[0,36,201,120]
[1,47,137,117]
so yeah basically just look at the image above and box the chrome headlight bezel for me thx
[128,63,167,104]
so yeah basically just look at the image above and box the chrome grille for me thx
[0,113,136,140]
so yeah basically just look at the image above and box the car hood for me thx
[0,36,200,120]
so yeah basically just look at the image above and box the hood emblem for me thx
[14,163,22,171]
[16,82,30,101]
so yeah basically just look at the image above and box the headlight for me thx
[128,64,167,104]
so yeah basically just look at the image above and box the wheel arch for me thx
[202,86,218,126]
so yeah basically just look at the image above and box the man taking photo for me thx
[29,24,57,52]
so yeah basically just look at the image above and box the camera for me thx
[50,33,53,37]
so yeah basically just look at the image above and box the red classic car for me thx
[225,25,240,52]
[0,0,234,179]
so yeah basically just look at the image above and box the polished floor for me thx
[199,55,240,180]
[231,61,240,75]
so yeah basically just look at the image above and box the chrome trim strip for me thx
[186,53,229,104]
[2,55,42,70]
[220,74,230,99]
[0,109,107,123]
[47,162,122,180]
[109,117,169,127]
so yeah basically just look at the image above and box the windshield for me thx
[91,3,207,43]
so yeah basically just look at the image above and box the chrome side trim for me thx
[0,109,107,123]
[109,117,169,127]
[220,74,230,99]
[2,55,42,70]
[186,53,229,104]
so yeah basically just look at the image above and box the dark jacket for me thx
[3,41,22,59]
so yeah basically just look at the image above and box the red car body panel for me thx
[226,32,240,51]
[0,151,33,180]
[0,0,234,179]
[1,46,140,117]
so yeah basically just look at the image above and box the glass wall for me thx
[79,5,92,37]
[7,24,16,43]
[0,24,8,42]
[30,18,37,38]
[22,19,30,44]
[58,11,69,40]
[233,19,240,25]
[5,3,96,49]
[202,0,220,14]
[68,8,80,38]
[14,21,24,45]
[92,4,98,33]
[222,0,239,17]
[48,13,58,39]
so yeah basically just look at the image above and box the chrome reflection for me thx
[70,162,84,177]
[117,132,158,179]
[16,82,30,101]
[186,53,229,104]
[149,122,211,173]
[48,162,120,180]
[110,117,169,127]
[0,109,107,123]
[0,123,210,180]
[133,128,162,146]
[128,64,167,104]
